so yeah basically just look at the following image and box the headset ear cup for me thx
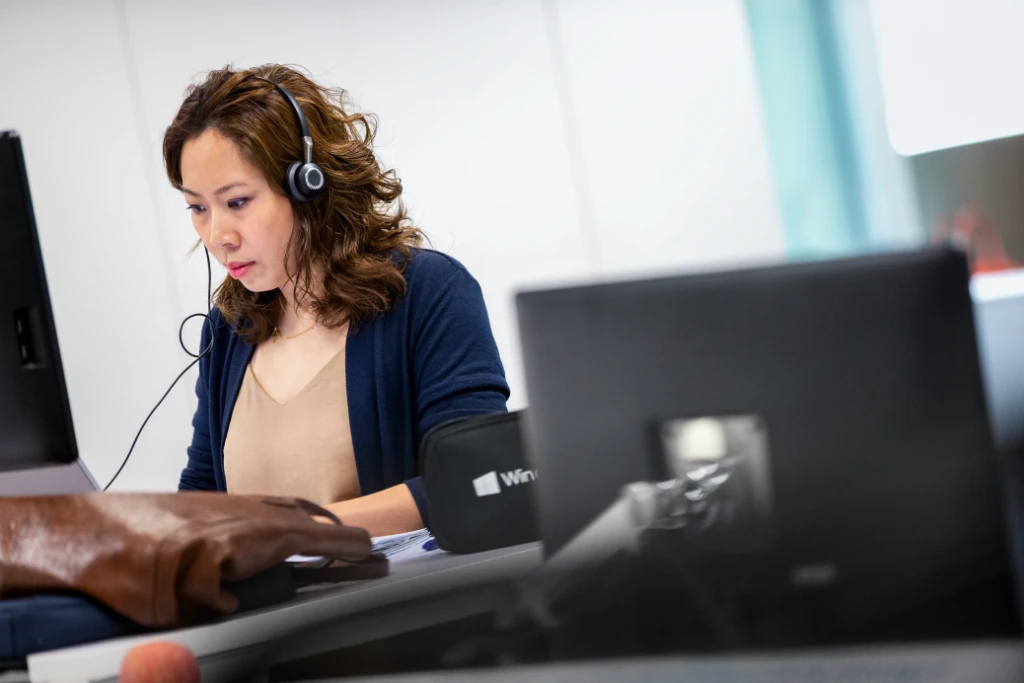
[285,161,308,203]
[285,161,323,203]
[297,162,325,198]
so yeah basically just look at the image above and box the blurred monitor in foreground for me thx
[516,245,1019,649]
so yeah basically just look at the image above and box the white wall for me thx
[553,0,782,278]
[0,0,784,491]
[0,0,199,492]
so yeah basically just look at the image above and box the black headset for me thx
[104,75,327,490]
[256,77,326,203]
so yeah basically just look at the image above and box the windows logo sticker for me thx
[472,471,501,497]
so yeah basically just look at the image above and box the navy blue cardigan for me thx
[178,249,510,523]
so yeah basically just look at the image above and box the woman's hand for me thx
[319,483,423,537]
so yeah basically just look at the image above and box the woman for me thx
[163,64,509,536]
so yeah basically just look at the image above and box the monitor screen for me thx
[0,130,78,471]
[516,246,1020,647]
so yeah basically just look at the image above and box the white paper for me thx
[288,528,443,564]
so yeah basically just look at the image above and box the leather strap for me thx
[260,496,342,526]
[291,554,389,586]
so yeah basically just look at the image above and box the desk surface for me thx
[309,640,1024,683]
[26,542,542,683]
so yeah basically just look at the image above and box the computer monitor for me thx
[516,246,1019,645]
[0,130,79,472]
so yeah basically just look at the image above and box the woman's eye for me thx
[186,204,205,214]
[228,198,249,210]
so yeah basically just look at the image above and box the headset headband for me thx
[255,76,313,165]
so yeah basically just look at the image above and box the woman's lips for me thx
[227,262,254,279]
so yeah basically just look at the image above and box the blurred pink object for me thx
[119,642,200,683]
[932,204,1019,274]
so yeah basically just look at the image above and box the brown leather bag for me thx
[0,491,383,628]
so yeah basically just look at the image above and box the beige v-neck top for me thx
[222,347,361,506]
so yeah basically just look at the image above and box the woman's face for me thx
[180,129,295,292]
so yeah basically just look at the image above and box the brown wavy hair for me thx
[162,64,425,343]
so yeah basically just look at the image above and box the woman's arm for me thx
[322,484,422,537]
[404,260,510,525]
[412,263,510,433]
[321,256,508,537]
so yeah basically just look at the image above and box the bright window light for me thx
[869,0,1024,156]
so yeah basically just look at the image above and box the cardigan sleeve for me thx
[411,264,510,434]
[178,319,218,492]
[404,260,510,521]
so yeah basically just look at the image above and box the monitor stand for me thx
[0,459,100,496]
